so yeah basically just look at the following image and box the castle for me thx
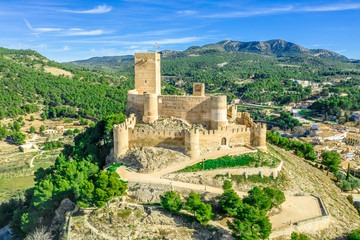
[113,53,267,159]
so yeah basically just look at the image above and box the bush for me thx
[291,232,309,240]
[185,191,213,225]
[160,191,183,214]
[267,132,317,161]
[10,131,26,145]
[65,130,73,136]
[29,126,36,133]
[73,129,80,134]
[349,229,360,240]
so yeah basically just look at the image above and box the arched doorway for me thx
[221,137,227,145]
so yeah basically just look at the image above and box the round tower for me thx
[257,123,267,152]
[113,125,129,158]
[143,93,158,123]
[185,129,200,158]
[210,96,228,130]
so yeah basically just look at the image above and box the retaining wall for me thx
[167,161,283,179]
[270,194,331,238]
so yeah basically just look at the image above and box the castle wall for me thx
[128,129,185,151]
[127,93,144,117]
[198,126,252,151]
[158,95,212,125]
[113,115,267,159]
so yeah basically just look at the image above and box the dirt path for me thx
[29,151,43,168]
[117,146,325,232]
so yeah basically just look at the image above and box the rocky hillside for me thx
[164,144,360,239]
[196,39,350,62]
[71,144,360,240]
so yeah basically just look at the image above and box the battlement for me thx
[113,52,267,159]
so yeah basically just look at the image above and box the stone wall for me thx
[166,161,283,179]
[269,194,331,238]
[113,115,267,159]
[158,95,212,125]
[129,128,185,151]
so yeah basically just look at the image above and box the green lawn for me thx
[0,176,35,201]
[178,152,280,172]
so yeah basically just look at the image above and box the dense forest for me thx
[2,113,127,239]
[0,47,132,120]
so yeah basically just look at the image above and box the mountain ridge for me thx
[67,39,353,63]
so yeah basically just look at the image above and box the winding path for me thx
[29,151,44,168]
[116,147,324,232]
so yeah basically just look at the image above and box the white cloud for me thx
[24,18,33,31]
[177,10,198,15]
[62,4,112,14]
[65,36,205,45]
[63,29,110,36]
[303,3,360,12]
[201,3,360,19]
[34,28,62,32]
[204,6,293,18]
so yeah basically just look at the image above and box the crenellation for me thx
[114,52,267,159]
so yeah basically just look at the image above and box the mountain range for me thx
[67,39,354,66]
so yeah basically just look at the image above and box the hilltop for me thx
[64,39,360,110]
[0,47,132,120]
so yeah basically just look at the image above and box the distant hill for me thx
[195,39,350,62]
[0,47,132,120]
[63,39,360,107]
[66,39,354,68]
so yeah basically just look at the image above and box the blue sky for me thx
[1,0,360,62]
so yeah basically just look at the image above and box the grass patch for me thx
[230,174,275,184]
[108,164,122,172]
[0,176,35,201]
[43,151,61,156]
[178,152,280,172]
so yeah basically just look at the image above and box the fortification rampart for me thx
[113,115,267,159]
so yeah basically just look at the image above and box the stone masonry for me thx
[114,52,267,159]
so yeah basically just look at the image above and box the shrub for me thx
[349,229,360,240]
[160,191,183,214]
[29,126,36,133]
[65,130,73,136]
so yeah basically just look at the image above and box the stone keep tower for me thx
[134,53,161,95]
